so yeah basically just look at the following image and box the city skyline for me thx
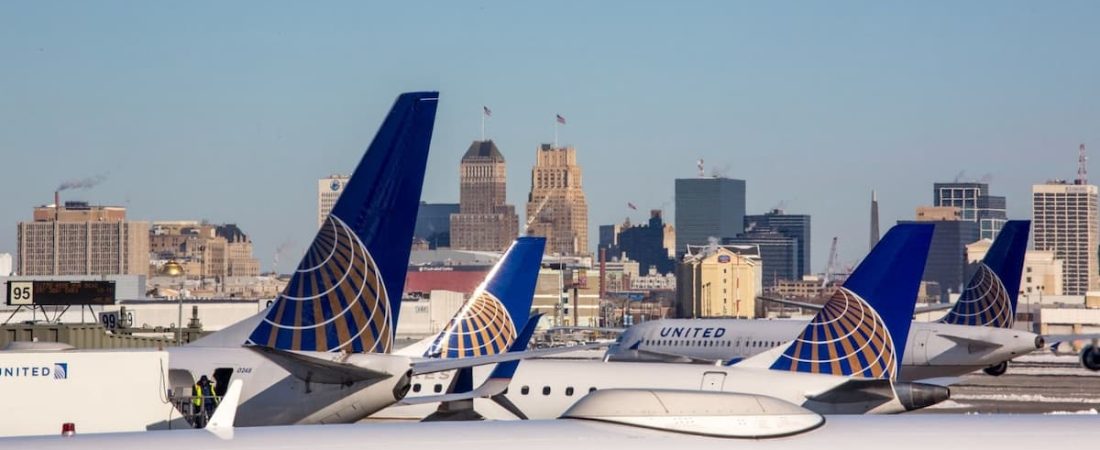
[2,2,1099,273]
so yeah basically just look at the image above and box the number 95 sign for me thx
[8,281,33,305]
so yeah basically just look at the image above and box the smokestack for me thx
[54,191,60,221]
[869,190,880,250]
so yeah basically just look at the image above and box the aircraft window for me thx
[412,384,421,393]
[565,387,575,396]
[434,384,443,393]
[521,386,530,395]
[542,386,551,395]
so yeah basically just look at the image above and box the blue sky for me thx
[2,1,1099,272]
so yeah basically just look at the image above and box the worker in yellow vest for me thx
[191,375,220,428]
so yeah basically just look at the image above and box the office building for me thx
[18,201,149,276]
[900,215,980,301]
[0,253,12,277]
[1032,182,1099,295]
[607,210,676,276]
[149,221,261,279]
[525,144,589,256]
[744,209,811,279]
[674,177,746,257]
[677,244,761,318]
[933,182,1007,240]
[723,229,799,288]
[317,174,349,228]
[415,202,459,249]
[450,140,519,251]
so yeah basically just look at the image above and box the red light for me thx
[61,423,75,437]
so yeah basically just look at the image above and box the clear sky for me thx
[2,1,1099,273]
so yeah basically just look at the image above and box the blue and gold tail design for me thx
[425,237,545,358]
[940,220,1029,329]
[770,224,933,379]
[247,92,439,353]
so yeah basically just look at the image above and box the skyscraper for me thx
[317,174,349,228]
[450,140,519,252]
[744,209,811,279]
[415,202,459,249]
[1032,182,1099,295]
[674,177,746,257]
[869,190,880,250]
[899,213,980,301]
[723,229,799,287]
[526,144,589,255]
[616,210,676,276]
[933,182,1007,240]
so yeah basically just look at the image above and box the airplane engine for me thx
[1080,344,1100,372]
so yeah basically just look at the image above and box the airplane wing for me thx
[410,342,608,375]
[757,296,954,317]
[619,344,725,365]
[206,379,243,438]
[248,346,394,385]
[548,326,626,334]
[756,296,824,311]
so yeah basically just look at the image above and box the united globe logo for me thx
[54,363,67,380]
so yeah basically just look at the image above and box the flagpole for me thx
[554,120,559,148]
[481,113,485,141]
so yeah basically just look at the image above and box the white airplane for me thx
[6,381,1087,450]
[154,92,573,429]
[375,224,951,421]
[605,220,1043,380]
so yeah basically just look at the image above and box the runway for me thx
[918,353,1100,414]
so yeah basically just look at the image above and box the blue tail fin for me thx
[940,220,1029,328]
[248,92,439,353]
[770,223,933,379]
[425,237,546,358]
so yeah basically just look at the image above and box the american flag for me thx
[483,106,492,117]
[556,114,566,125]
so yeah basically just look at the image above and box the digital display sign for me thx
[7,281,116,306]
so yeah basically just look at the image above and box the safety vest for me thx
[192,382,219,407]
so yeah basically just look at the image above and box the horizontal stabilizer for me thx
[249,346,393,385]
[757,296,954,317]
[939,334,1003,353]
[205,379,243,438]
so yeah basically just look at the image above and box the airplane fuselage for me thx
[605,319,1042,380]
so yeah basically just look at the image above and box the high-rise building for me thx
[1032,182,1099,295]
[449,140,519,252]
[744,209,811,279]
[900,215,980,301]
[415,202,459,249]
[674,177,746,257]
[677,244,761,318]
[615,210,676,276]
[317,174,349,228]
[525,144,589,256]
[723,229,799,288]
[18,201,149,276]
[933,182,1007,240]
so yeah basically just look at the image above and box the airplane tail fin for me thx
[767,224,933,379]
[424,237,545,358]
[247,92,439,353]
[940,220,1029,328]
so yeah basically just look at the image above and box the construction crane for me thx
[525,195,551,235]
